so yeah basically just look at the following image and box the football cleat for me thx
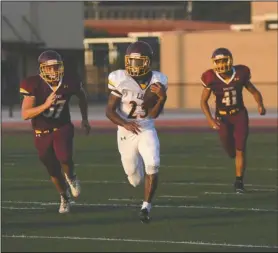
[65,174,81,198]
[234,179,245,194]
[139,208,151,224]
[59,195,70,214]
[66,187,75,204]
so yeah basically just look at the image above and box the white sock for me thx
[141,201,151,212]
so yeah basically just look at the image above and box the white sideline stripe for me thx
[2,200,277,213]
[3,162,277,172]
[2,178,278,189]
[159,195,198,199]
[2,234,278,249]
[2,206,45,210]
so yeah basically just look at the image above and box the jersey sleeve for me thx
[151,71,168,91]
[201,70,212,89]
[19,78,35,96]
[108,71,123,98]
[243,65,251,82]
[74,79,84,94]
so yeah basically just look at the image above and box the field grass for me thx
[1,130,277,252]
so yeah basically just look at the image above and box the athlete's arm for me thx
[244,81,266,115]
[106,93,141,134]
[76,86,89,121]
[76,86,91,134]
[21,92,55,120]
[147,83,167,119]
[200,87,220,130]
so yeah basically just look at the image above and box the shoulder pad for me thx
[63,74,83,92]
[235,65,251,81]
[108,70,126,90]
[19,75,39,96]
[151,71,168,89]
[201,69,214,88]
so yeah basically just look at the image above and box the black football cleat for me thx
[234,179,245,194]
[139,208,151,224]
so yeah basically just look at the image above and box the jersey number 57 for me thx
[43,100,66,119]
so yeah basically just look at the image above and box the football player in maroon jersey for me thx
[20,50,91,213]
[200,48,266,193]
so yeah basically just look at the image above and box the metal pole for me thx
[187,1,193,20]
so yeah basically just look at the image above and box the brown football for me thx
[143,83,162,109]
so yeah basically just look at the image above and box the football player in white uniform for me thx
[106,41,168,223]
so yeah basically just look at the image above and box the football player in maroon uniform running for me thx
[20,50,91,213]
[200,48,266,193]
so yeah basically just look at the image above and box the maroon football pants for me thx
[34,123,74,177]
[217,108,249,158]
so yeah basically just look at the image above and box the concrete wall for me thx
[2,1,84,49]
[251,2,278,17]
[160,30,278,110]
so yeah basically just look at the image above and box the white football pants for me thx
[117,127,160,187]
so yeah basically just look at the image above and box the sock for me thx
[65,173,76,182]
[60,192,69,202]
[236,176,243,181]
[141,201,152,212]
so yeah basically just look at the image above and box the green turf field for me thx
[2,131,278,252]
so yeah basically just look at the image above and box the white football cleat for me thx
[65,174,81,198]
[66,188,75,204]
[59,195,70,214]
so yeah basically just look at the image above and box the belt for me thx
[35,128,58,134]
[218,108,240,116]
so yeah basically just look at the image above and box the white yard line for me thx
[108,198,140,202]
[3,162,277,172]
[2,200,277,213]
[2,178,278,189]
[204,192,243,195]
[249,188,276,192]
[159,195,198,199]
[109,196,199,201]
[7,153,277,159]
[2,206,45,210]
[2,234,277,249]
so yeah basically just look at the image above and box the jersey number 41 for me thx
[222,90,237,106]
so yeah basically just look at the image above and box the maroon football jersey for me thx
[20,75,82,130]
[201,65,251,111]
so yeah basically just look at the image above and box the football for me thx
[143,83,162,109]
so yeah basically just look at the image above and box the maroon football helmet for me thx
[38,50,64,83]
[211,48,233,74]
[125,41,153,77]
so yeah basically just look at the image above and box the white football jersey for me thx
[108,69,168,130]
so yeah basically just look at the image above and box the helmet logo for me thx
[45,60,59,65]
[214,54,225,59]
[130,53,141,58]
